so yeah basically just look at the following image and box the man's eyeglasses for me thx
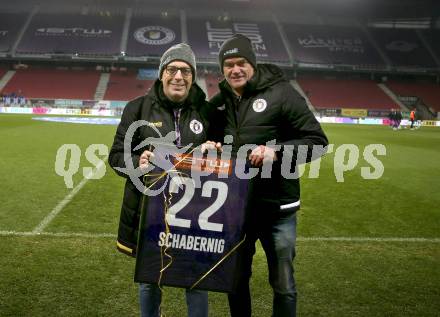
[165,66,192,77]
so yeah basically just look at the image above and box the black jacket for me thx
[109,80,219,256]
[215,64,328,211]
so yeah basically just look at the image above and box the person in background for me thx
[395,108,402,130]
[388,109,396,130]
[389,108,403,130]
[410,108,416,130]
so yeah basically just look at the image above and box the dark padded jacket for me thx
[108,80,219,256]
[215,64,328,212]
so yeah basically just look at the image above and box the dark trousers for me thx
[139,283,208,317]
[228,211,297,317]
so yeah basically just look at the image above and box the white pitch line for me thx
[31,158,108,234]
[1,230,440,243]
[297,236,440,243]
[0,230,116,238]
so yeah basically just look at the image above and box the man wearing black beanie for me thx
[218,34,257,72]
[213,34,328,317]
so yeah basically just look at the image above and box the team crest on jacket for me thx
[252,99,267,113]
[189,119,203,134]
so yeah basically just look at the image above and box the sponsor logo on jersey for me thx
[173,154,232,175]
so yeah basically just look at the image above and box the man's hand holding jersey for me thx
[139,150,155,171]
[201,141,223,154]
[201,142,277,167]
[249,145,278,167]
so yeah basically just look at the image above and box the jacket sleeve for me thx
[279,83,329,163]
[108,98,143,178]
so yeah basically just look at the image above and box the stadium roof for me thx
[7,0,440,20]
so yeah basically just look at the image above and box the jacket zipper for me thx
[173,108,182,147]
[234,94,244,147]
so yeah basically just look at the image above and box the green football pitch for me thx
[1,114,439,316]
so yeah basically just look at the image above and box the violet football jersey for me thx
[135,151,249,292]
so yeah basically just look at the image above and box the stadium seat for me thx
[2,68,101,100]
[386,81,440,112]
[104,71,153,101]
[297,76,396,110]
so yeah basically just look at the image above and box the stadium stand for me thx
[0,1,438,119]
[187,17,291,65]
[420,29,440,67]
[282,24,386,68]
[15,13,124,56]
[1,68,101,100]
[369,28,437,69]
[0,68,7,81]
[386,81,440,112]
[126,14,182,58]
[103,71,153,101]
[297,76,396,109]
[0,12,27,54]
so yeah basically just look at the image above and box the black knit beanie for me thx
[218,34,257,72]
